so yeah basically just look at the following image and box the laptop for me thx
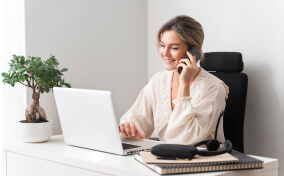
[53,87,162,155]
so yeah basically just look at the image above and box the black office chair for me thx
[200,52,248,153]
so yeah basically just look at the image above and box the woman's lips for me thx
[164,59,176,64]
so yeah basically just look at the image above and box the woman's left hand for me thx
[177,51,200,86]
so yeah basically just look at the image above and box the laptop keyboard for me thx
[122,143,141,150]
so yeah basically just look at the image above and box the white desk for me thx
[2,135,278,176]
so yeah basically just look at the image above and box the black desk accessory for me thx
[151,110,232,160]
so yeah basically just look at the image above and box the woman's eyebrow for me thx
[160,41,181,46]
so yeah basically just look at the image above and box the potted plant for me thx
[1,54,71,142]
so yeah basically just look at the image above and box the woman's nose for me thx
[163,47,170,57]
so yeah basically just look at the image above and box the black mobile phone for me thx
[177,46,201,74]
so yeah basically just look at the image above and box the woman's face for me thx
[159,30,188,71]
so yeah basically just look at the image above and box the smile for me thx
[164,59,176,64]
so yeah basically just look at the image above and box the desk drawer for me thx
[6,151,108,176]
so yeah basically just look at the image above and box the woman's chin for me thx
[164,65,176,71]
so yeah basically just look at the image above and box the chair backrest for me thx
[200,52,248,152]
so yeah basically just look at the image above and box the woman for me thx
[119,15,229,145]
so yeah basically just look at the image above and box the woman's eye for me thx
[160,44,165,47]
[172,48,178,50]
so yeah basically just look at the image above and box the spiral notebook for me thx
[139,151,239,164]
[135,150,264,175]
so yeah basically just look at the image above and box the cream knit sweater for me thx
[120,68,229,145]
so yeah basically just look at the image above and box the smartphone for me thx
[177,46,201,74]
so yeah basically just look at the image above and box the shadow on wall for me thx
[244,62,283,158]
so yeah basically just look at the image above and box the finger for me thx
[179,58,197,68]
[186,51,194,60]
[136,129,144,139]
[129,121,136,137]
[119,124,127,136]
[176,63,187,70]
[186,51,197,65]
[124,122,132,136]
[179,59,191,66]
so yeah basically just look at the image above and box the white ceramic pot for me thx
[18,119,52,143]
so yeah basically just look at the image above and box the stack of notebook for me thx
[135,150,264,175]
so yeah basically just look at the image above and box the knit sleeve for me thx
[164,82,228,145]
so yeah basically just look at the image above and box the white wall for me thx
[148,0,284,174]
[25,0,148,135]
[0,0,27,173]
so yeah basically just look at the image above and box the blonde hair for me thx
[157,15,205,60]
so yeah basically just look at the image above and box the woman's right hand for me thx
[119,121,144,139]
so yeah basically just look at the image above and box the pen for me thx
[156,157,191,160]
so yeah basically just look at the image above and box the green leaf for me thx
[61,68,68,72]
[19,68,26,73]
[53,76,61,82]
[64,83,71,88]
[46,59,51,64]
[39,81,45,87]
[20,75,25,82]
[15,64,22,70]
[1,72,10,78]
[38,66,44,71]
[50,55,56,61]
[35,57,42,66]
[30,62,35,68]
[10,79,15,87]
[24,60,30,65]
[20,56,25,64]
[13,76,19,82]
[11,72,16,77]
[12,54,18,59]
